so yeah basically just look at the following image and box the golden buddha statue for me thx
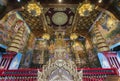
[55,32,66,48]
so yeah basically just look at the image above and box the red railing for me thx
[102,51,120,75]
[78,68,118,81]
[0,52,16,70]
[0,69,42,81]
[0,68,117,81]
[0,51,118,81]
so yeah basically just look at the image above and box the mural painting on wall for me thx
[85,40,100,67]
[32,40,49,64]
[72,40,100,68]
[35,40,48,50]
[98,11,120,46]
[32,50,43,64]
[23,50,32,67]
[0,12,22,45]
[0,21,8,45]
[0,12,30,51]
[5,13,17,30]
[32,38,100,67]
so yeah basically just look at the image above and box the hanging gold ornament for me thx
[27,1,42,16]
[42,33,50,40]
[78,0,95,16]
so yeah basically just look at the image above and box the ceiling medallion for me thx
[27,0,42,16]
[78,0,95,16]
[52,12,68,25]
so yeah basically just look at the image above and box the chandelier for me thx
[27,0,42,16]
[70,33,78,40]
[42,33,50,40]
[78,0,94,16]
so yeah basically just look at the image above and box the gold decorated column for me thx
[93,21,109,52]
[72,42,81,65]
[27,33,35,50]
[75,52,81,65]
[40,48,44,64]
[7,26,25,52]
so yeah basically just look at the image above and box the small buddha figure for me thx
[55,32,65,47]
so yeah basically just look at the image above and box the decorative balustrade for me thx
[0,68,117,81]
[0,69,42,81]
[0,51,16,69]
[0,51,118,81]
[102,51,120,75]
[78,68,118,81]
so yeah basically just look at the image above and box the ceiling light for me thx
[98,0,102,3]
[17,0,21,2]
[58,0,62,3]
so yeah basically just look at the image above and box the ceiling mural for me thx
[18,6,101,37]
[45,8,75,28]
[77,10,100,31]
[6,0,116,39]
[18,10,44,37]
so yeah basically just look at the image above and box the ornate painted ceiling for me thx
[45,7,75,29]
[76,10,100,31]
[18,3,101,38]
[0,0,120,38]
[19,10,45,37]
